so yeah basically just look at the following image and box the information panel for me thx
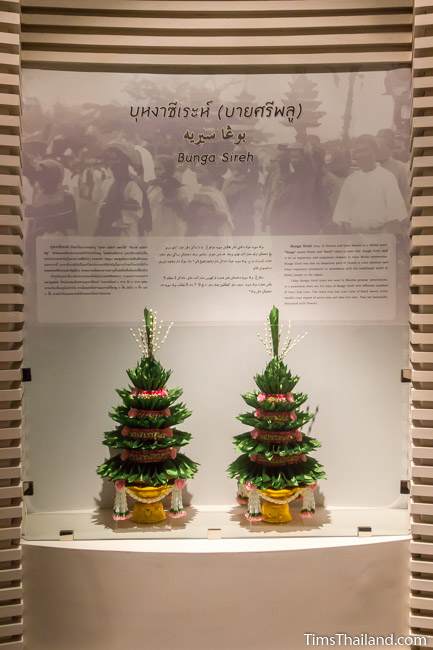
[37,234,396,323]
[23,68,410,326]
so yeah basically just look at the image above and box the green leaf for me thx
[269,306,280,358]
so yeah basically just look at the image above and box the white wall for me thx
[24,323,408,512]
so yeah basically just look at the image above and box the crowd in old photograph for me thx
[22,71,410,258]
[23,128,409,245]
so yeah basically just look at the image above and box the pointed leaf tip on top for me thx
[269,306,280,358]
[143,307,154,358]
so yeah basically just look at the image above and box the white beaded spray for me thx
[130,308,173,357]
[257,317,307,359]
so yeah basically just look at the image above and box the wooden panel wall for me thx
[0,2,23,649]
[20,0,413,71]
[411,1,433,646]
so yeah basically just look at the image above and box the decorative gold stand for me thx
[126,485,172,524]
[259,487,302,524]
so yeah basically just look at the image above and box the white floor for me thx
[23,504,409,540]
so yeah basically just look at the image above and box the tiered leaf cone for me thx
[97,308,198,524]
[228,307,326,524]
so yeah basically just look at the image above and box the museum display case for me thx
[0,1,429,647]
[19,67,410,541]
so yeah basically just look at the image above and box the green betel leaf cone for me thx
[227,306,326,522]
[97,308,199,522]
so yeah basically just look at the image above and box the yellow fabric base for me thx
[131,501,166,524]
[261,500,292,523]
[127,485,170,524]
[259,488,300,524]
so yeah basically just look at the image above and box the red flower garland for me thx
[130,388,169,398]
[257,392,295,403]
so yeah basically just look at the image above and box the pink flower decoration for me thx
[295,430,303,442]
[169,510,186,519]
[113,513,131,521]
[251,429,259,439]
[128,408,138,418]
[170,448,177,459]
[115,480,125,492]
[290,412,297,421]
[250,454,257,462]
[257,393,266,403]
[300,511,313,519]
[245,481,256,492]
[301,455,307,462]
[175,479,186,489]
[287,393,295,403]
[120,450,129,462]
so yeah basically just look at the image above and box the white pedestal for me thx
[23,536,409,650]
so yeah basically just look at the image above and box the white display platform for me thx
[23,535,410,650]
[23,504,409,540]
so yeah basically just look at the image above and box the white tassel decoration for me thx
[246,485,263,521]
[113,480,130,521]
[169,480,186,519]
[237,481,249,504]
[301,486,316,518]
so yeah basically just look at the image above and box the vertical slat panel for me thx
[412,1,433,645]
[0,1,22,648]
